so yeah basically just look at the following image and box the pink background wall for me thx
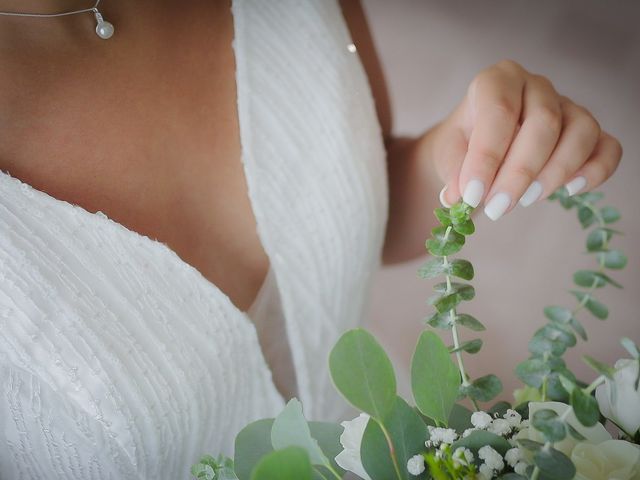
[363,0,640,399]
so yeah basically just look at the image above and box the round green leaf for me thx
[532,409,567,443]
[455,313,485,331]
[235,419,275,480]
[460,374,502,402]
[597,250,627,269]
[450,259,475,280]
[578,206,595,229]
[451,430,511,456]
[417,257,445,279]
[449,338,483,354]
[544,306,572,324]
[426,226,465,256]
[570,388,600,427]
[250,447,313,480]
[533,446,576,480]
[329,329,397,421]
[515,358,551,388]
[586,228,612,252]
[425,312,452,330]
[434,207,452,226]
[600,206,621,224]
[570,291,608,320]
[452,218,475,236]
[411,331,461,425]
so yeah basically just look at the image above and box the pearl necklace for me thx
[0,0,114,39]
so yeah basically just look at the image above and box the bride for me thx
[0,0,621,478]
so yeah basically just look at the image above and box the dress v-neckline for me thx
[0,0,275,320]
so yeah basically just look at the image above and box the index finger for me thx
[459,61,525,207]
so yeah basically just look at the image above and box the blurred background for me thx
[362,0,640,399]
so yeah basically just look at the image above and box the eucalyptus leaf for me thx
[573,270,622,289]
[449,202,473,222]
[452,218,475,236]
[235,419,275,480]
[425,312,452,330]
[582,355,615,379]
[597,249,627,269]
[418,257,445,279]
[329,329,397,421]
[450,259,475,280]
[569,317,588,341]
[533,446,576,480]
[532,409,566,443]
[451,430,511,456]
[455,313,486,331]
[517,438,544,451]
[449,338,483,354]
[426,226,465,256]
[488,401,512,418]
[460,374,502,402]
[516,358,551,388]
[411,331,461,425]
[570,388,599,427]
[271,399,328,467]
[570,291,608,320]
[575,191,604,204]
[586,228,612,252]
[307,422,346,478]
[600,206,621,224]
[430,283,475,313]
[448,403,473,434]
[250,447,313,480]
[434,207,452,226]
[360,397,429,480]
[544,306,572,324]
[577,206,595,229]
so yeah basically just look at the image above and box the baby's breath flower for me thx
[504,447,523,468]
[478,463,495,479]
[462,428,475,438]
[478,445,504,471]
[471,411,492,429]
[427,426,458,445]
[487,418,511,436]
[407,454,425,476]
[503,409,522,428]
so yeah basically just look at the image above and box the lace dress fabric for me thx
[0,1,388,479]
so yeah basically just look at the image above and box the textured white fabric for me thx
[0,0,388,479]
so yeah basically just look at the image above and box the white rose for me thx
[335,413,372,480]
[596,358,640,437]
[571,439,640,480]
[516,402,611,458]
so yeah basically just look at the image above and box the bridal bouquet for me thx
[192,188,639,480]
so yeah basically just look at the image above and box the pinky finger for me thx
[564,132,622,196]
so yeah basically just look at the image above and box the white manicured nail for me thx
[439,185,453,208]
[565,176,587,196]
[484,192,512,221]
[519,181,543,207]
[462,179,484,207]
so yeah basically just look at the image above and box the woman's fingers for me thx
[534,98,601,200]
[457,61,525,208]
[482,74,563,220]
[564,132,622,195]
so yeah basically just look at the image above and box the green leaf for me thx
[425,312,452,330]
[597,250,628,269]
[567,423,587,441]
[418,257,445,279]
[308,422,346,478]
[488,401,512,418]
[452,218,475,236]
[271,399,328,467]
[575,191,604,204]
[533,446,576,480]
[517,438,544,451]
[544,306,572,324]
[434,207,452,226]
[600,206,621,224]
[361,397,430,480]
[447,403,473,434]
[411,331,461,425]
[329,329,397,421]
[191,456,218,480]
[429,283,476,314]
[449,338,483,354]
[460,374,502,402]
[449,202,473,223]
[426,226,465,256]
[570,388,600,427]
[586,228,612,252]
[532,409,566,443]
[621,337,640,359]
[578,206,596,229]
[569,317,588,341]
[582,355,616,379]
[250,447,313,480]
[573,270,622,289]
[235,419,275,480]
[529,324,576,357]
[516,358,551,388]
[455,313,485,331]
[451,430,511,456]
[570,291,608,320]
[449,259,475,280]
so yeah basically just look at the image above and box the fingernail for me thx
[519,181,543,207]
[484,192,511,221]
[462,179,484,208]
[565,176,587,196]
[439,185,453,208]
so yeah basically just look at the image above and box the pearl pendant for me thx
[93,10,114,40]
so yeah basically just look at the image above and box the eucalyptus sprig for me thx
[515,189,627,404]
[419,202,502,410]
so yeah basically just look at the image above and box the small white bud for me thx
[471,411,493,429]
[406,455,425,476]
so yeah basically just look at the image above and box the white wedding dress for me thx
[0,1,388,478]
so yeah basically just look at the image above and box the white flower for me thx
[406,455,425,476]
[427,426,458,445]
[596,358,640,436]
[478,463,494,479]
[571,439,640,480]
[504,447,523,468]
[335,413,372,480]
[452,447,474,467]
[514,461,528,475]
[471,411,493,429]
[478,445,504,471]
[503,409,522,428]
[487,418,512,436]
[462,428,475,438]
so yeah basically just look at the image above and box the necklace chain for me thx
[0,0,114,39]
[0,0,100,18]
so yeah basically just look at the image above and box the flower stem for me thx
[379,422,403,480]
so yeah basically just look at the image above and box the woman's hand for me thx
[429,60,622,220]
